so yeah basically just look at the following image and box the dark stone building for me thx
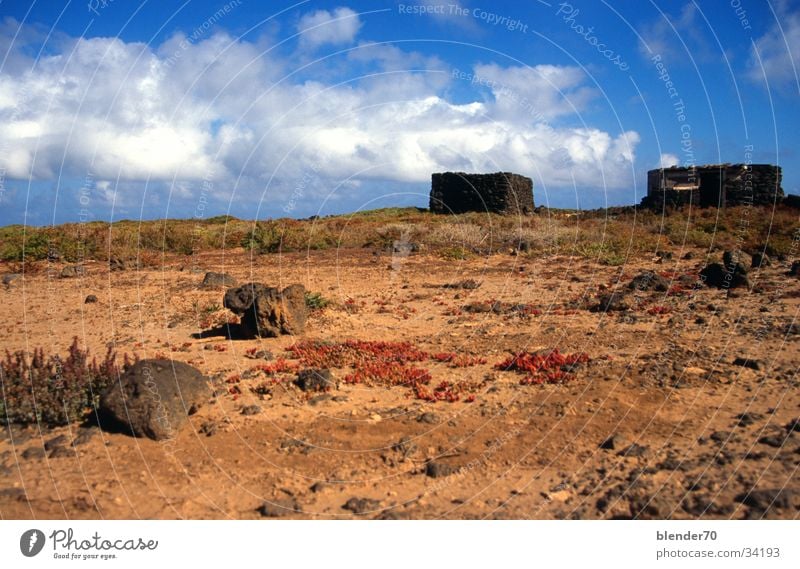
[641,164,783,210]
[429,172,534,215]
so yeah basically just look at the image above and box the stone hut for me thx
[429,172,534,215]
[641,164,783,210]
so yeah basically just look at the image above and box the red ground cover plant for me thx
[495,349,590,386]
[285,340,483,402]
[647,305,672,315]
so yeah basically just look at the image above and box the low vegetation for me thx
[1,205,797,268]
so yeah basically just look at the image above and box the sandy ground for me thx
[1,247,799,519]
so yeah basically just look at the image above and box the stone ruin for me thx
[429,172,534,215]
[641,164,783,210]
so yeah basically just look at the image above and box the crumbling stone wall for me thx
[430,172,534,215]
[642,164,783,210]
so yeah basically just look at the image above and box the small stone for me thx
[425,461,457,478]
[758,434,788,448]
[310,482,327,493]
[49,446,77,459]
[617,443,648,458]
[784,418,800,433]
[735,488,795,511]
[733,357,762,371]
[202,272,237,288]
[85,294,98,304]
[44,435,68,451]
[709,431,732,443]
[60,264,86,278]
[594,292,629,312]
[257,498,298,517]
[240,405,262,416]
[295,369,336,392]
[600,434,623,450]
[342,497,381,514]
[21,447,46,460]
[199,421,217,437]
[417,412,438,424]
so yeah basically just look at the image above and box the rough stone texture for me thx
[643,164,783,210]
[751,252,771,268]
[628,271,670,292]
[700,262,750,289]
[224,282,307,338]
[295,369,336,392]
[202,272,237,288]
[2,273,21,287]
[99,359,211,441]
[430,172,534,215]
[60,264,86,278]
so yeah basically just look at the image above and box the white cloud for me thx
[297,7,362,49]
[748,4,800,87]
[0,20,640,215]
[659,153,679,168]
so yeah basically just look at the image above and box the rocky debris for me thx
[50,446,76,459]
[84,294,98,304]
[425,461,458,478]
[758,434,788,448]
[723,249,750,269]
[600,434,624,450]
[790,261,800,277]
[628,271,670,292]
[295,369,335,392]
[733,357,762,371]
[735,412,762,427]
[60,264,86,278]
[99,359,211,441]
[618,443,648,458]
[109,257,130,272]
[198,421,217,437]
[342,497,381,514]
[240,405,262,416]
[751,252,771,268]
[257,498,299,517]
[224,282,307,338]
[72,428,97,446]
[629,494,672,519]
[2,273,21,287]
[700,261,749,289]
[442,279,481,290]
[735,488,795,511]
[594,292,629,312]
[417,412,438,424]
[21,447,46,460]
[244,349,273,360]
[201,272,237,288]
[785,418,800,433]
[44,435,68,451]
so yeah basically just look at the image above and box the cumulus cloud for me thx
[297,7,362,49]
[659,153,679,168]
[748,3,800,88]
[0,18,640,218]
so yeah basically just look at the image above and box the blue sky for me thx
[0,0,798,225]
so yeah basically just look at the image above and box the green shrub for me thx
[0,338,130,426]
[305,292,331,310]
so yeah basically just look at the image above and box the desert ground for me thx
[1,208,799,519]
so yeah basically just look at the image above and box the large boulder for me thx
[224,282,307,338]
[99,359,211,441]
[700,261,749,289]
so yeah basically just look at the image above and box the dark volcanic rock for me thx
[594,292,629,312]
[257,498,299,517]
[723,250,750,271]
[425,461,458,478]
[21,447,46,460]
[224,282,307,338]
[600,434,624,450]
[751,252,771,268]
[99,359,211,441]
[84,294,98,304]
[733,357,762,371]
[790,261,800,277]
[628,271,670,292]
[735,488,795,510]
[60,264,86,278]
[700,262,749,289]
[202,272,237,288]
[342,497,382,514]
[295,369,335,392]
